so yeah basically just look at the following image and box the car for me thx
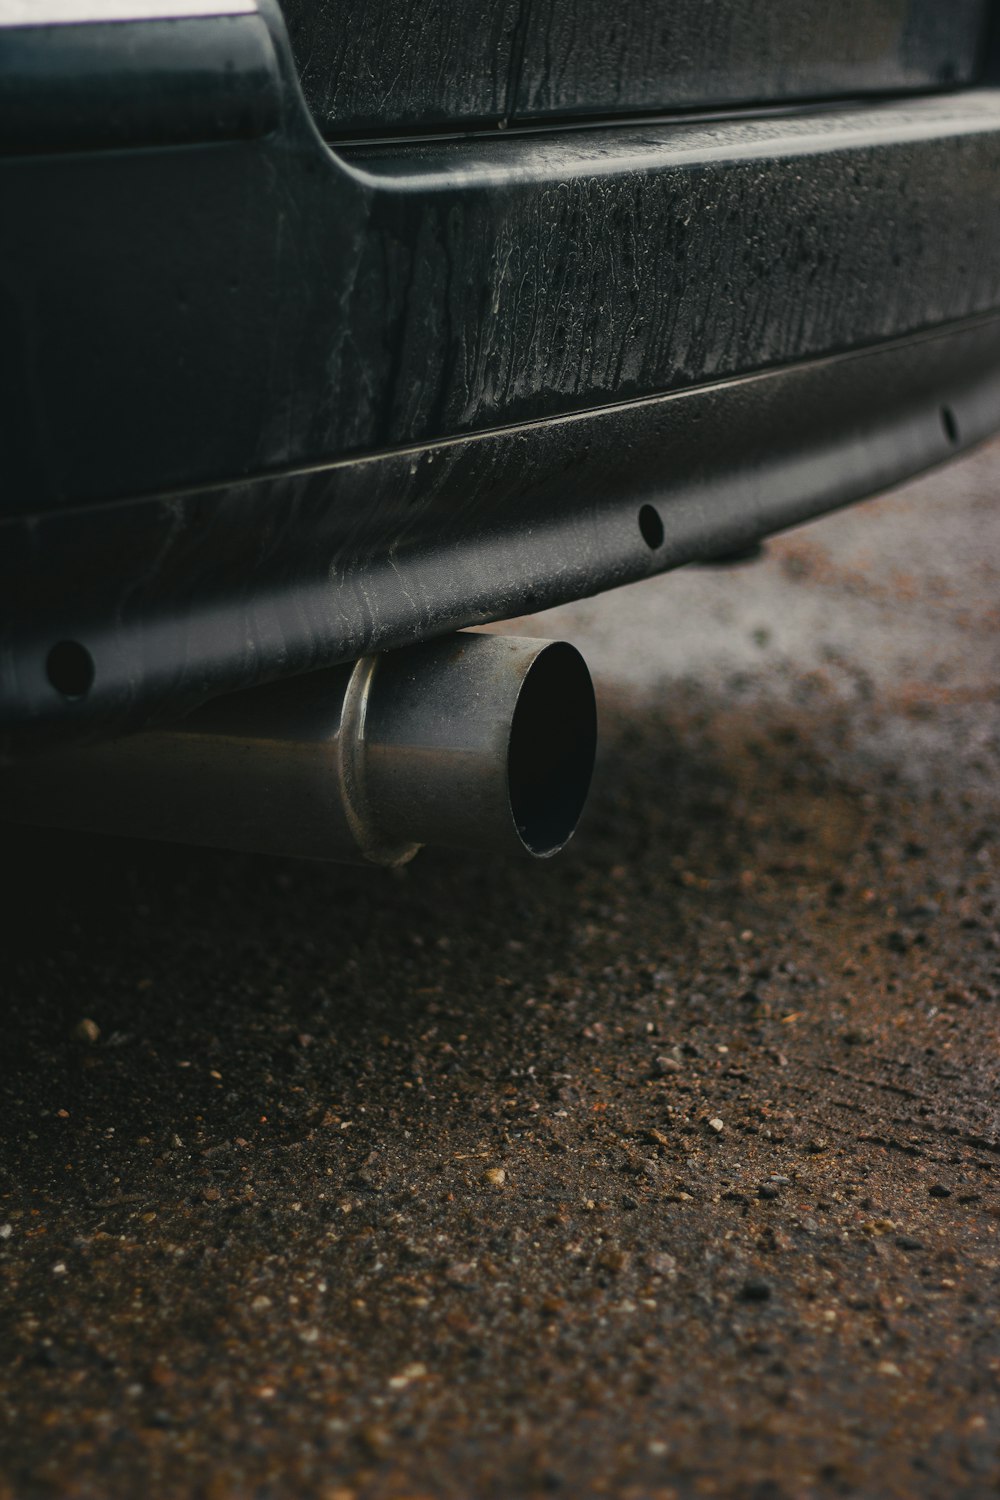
[2,0,999,860]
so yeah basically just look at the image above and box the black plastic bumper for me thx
[2,0,999,757]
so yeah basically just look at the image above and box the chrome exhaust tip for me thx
[361,634,597,861]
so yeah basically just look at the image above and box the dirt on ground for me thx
[1,441,999,1500]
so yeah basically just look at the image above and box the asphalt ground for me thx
[2,438,999,1500]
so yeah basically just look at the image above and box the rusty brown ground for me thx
[1,439,999,1500]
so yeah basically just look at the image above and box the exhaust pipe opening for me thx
[507,642,596,857]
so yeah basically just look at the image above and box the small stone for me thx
[482,1167,506,1188]
[52,1262,67,1276]
[597,1245,630,1274]
[648,1252,677,1277]
[0,1224,12,1241]
[251,1295,272,1311]
[444,1261,477,1287]
[895,1235,925,1252]
[653,1056,682,1075]
[202,1186,222,1203]
[74,1018,100,1044]
[902,899,938,918]
[707,1118,724,1133]
[928,1184,951,1199]
[358,1424,392,1458]
[806,1139,828,1153]
[740,1278,772,1302]
[388,1362,427,1389]
[758,1183,780,1200]
[877,1361,902,1378]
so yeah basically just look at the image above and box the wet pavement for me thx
[2,439,999,1499]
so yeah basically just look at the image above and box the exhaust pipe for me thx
[1,633,597,865]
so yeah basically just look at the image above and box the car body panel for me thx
[1,0,999,758]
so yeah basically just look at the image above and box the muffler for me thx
[1,633,597,864]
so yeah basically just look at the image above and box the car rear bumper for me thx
[2,0,999,756]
